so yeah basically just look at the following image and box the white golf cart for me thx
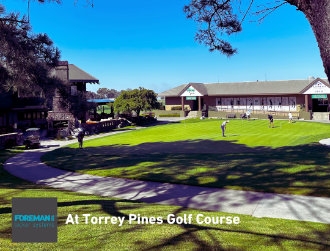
[23,128,41,149]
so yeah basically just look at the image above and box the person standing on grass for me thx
[221,120,229,137]
[246,109,251,120]
[268,114,274,128]
[77,130,85,149]
[288,112,293,123]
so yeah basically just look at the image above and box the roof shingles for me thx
[158,79,329,97]
[68,64,99,84]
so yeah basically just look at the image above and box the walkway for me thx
[4,132,330,224]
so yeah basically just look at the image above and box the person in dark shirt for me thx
[268,114,274,128]
[77,130,85,149]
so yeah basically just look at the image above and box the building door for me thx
[312,96,328,112]
[192,99,198,111]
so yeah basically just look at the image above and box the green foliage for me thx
[96,87,120,98]
[158,114,181,117]
[184,0,241,55]
[171,106,183,110]
[59,89,96,122]
[0,12,61,96]
[114,87,159,116]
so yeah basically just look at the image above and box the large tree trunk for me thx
[287,0,330,82]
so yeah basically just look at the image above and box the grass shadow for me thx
[43,140,330,197]
[1,144,330,250]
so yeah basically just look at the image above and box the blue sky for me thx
[1,0,327,93]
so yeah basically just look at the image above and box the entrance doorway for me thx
[192,99,198,111]
[312,98,329,112]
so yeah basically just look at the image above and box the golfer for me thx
[77,130,85,149]
[268,114,274,128]
[221,120,229,137]
[288,112,293,123]
[246,109,251,119]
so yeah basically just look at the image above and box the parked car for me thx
[23,128,40,149]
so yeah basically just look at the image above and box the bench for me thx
[227,114,236,118]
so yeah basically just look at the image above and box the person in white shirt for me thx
[221,120,229,137]
[288,112,293,123]
[246,110,251,119]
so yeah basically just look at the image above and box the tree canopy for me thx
[96,88,121,98]
[113,87,159,116]
[0,12,61,100]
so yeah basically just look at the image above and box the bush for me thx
[171,106,182,111]
[158,114,180,117]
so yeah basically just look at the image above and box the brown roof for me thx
[158,78,329,97]
[158,84,187,96]
[68,64,99,84]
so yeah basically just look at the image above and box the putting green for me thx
[42,119,330,197]
[81,119,330,149]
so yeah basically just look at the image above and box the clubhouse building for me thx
[158,77,330,120]
[0,61,99,133]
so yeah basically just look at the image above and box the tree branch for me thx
[254,1,288,23]
[184,0,241,55]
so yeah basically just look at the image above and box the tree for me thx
[96,88,120,98]
[184,0,330,82]
[113,87,159,117]
[0,12,62,101]
[85,90,100,99]
[59,89,96,123]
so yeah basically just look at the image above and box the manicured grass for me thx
[97,105,111,114]
[77,119,330,148]
[1,127,330,250]
[42,119,330,197]
[1,163,329,250]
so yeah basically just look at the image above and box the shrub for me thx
[158,114,180,117]
[171,106,182,111]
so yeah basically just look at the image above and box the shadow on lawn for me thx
[46,139,330,197]
[1,141,330,249]
[34,139,330,248]
[1,194,329,249]
[55,199,330,250]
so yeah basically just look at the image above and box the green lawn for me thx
[1,120,330,250]
[1,188,329,251]
[42,119,330,197]
[1,151,329,250]
[78,118,329,148]
[97,104,111,114]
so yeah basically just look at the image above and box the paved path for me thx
[319,138,330,146]
[4,133,330,224]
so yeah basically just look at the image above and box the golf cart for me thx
[23,128,40,149]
